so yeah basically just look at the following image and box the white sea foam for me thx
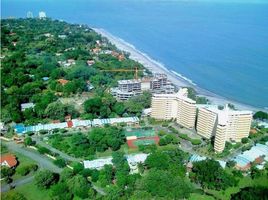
[111,33,170,72]
[93,28,262,111]
[171,70,196,86]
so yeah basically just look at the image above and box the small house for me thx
[0,154,17,168]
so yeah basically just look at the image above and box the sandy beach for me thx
[93,28,262,112]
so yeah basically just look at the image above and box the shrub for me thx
[17,165,32,176]
[53,158,66,168]
[178,133,189,140]
[241,137,249,144]
[191,139,201,145]
[25,131,35,136]
[16,164,38,176]
[37,146,51,154]
[39,130,48,135]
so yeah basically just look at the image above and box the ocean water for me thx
[2,0,268,109]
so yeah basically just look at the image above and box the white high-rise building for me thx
[196,105,253,153]
[39,11,46,19]
[27,11,33,18]
[151,88,196,129]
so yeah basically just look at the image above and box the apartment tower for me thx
[196,105,252,153]
[151,89,196,128]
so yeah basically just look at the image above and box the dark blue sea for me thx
[2,0,268,109]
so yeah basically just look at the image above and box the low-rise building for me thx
[233,143,268,171]
[57,79,69,86]
[21,103,35,111]
[0,154,17,168]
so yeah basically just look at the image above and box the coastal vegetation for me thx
[1,18,149,126]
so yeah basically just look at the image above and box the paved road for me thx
[32,137,81,162]
[3,141,62,174]
[1,176,34,193]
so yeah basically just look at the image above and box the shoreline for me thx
[93,28,263,112]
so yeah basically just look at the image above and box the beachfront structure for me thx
[196,105,253,153]
[150,73,167,89]
[214,108,253,153]
[196,106,218,139]
[115,79,142,100]
[151,89,196,129]
[112,73,174,101]
[233,143,268,171]
[39,11,46,19]
[118,80,141,92]
[14,117,139,135]
[176,95,196,129]
[21,103,35,111]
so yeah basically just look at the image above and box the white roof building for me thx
[21,103,35,111]
[83,158,113,170]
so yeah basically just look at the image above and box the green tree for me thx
[191,159,237,190]
[34,170,58,189]
[145,151,170,170]
[2,191,26,200]
[24,137,34,146]
[50,182,73,200]
[139,169,192,199]
[67,175,90,199]
[1,166,15,178]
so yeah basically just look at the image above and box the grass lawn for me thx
[95,144,140,158]
[1,182,51,200]
[206,176,268,200]
[12,152,38,181]
[189,193,215,200]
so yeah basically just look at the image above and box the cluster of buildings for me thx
[151,88,253,153]
[83,153,148,173]
[14,117,139,135]
[233,142,268,171]
[111,73,175,100]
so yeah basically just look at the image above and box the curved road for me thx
[1,176,34,193]
[3,141,62,174]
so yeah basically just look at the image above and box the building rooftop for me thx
[84,158,113,169]
[118,79,141,84]
[233,143,268,167]
[21,103,35,111]
[0,154,17,168]
[57,79,69,85]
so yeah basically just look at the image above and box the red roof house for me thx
[0,154,17,168]
[57,79,69,86]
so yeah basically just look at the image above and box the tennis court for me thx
[124,128,156,138]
